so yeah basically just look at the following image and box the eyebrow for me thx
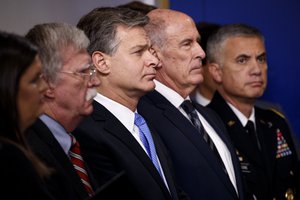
[130,43,149,52]
[257,52,266,57]
[179,36,200,46]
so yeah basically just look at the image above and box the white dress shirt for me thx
[194,91,211,106]
[154,80,238,195]
[94,93,169,190]
[228,102,256,128]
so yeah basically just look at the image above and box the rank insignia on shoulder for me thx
[269,108,286,119]
[276,129,292,158]
[228,120,235,127]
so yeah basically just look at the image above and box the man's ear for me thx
[92,51,110,75]
[208,62,222,83]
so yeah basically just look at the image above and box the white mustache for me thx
[85,88,97,101]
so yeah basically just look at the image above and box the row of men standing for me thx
[16,5,299,200]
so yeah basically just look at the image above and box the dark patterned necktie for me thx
[181,100,214,148]
[181,100,227,173]
[69,134,94,197]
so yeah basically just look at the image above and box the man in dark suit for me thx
[206,24,299,199]
[73,7,188,200]
[137,9,247,200]
[25,23,101,200]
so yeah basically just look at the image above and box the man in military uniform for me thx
[206,24,299,200]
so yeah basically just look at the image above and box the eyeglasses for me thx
[58,64,96,81]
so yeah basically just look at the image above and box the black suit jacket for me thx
[27,119,96,200]
[208,91,299,199]
[138,90,246,200]
[73,101,188,200]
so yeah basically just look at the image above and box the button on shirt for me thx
[154,80,238,194]
[94,93,170,190]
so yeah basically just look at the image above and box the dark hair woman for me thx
[0,31,53,199]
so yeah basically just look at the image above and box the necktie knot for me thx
[70,134,78,147]
[244,120,261,151]
[245,120,255,134]
[181,100,196,115]
[134,113,146,127]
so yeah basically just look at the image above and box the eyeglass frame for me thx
[58,63,96,81]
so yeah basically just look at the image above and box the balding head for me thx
[146,9,196,48]
[145,9,205,98]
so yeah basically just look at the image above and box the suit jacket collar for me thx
[144,90,239,197]
[30,119,91,199]
[91,101,174,199]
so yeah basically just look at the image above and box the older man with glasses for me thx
[25,22,100,200]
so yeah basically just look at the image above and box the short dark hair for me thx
[77,7,149,55]
[196,22,221,64]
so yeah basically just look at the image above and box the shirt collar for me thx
[39,114,72,155]
[94,93,135,133]
[227,102,256,127]
[154,80,186,108]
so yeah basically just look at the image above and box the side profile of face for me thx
[155,13,205,96]
[52,47,100,119]
[217,36,267,102]
[18,55,48,132]
[106,25,159,97]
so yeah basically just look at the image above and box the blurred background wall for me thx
[1,0,299,141]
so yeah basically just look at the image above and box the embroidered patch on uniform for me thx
[276,129,292,158]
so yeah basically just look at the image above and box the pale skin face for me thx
[152,11,206,98]
[94,26,159,110]
[213,36,267,113]
[18,55,48,133]
[45,47,100,131]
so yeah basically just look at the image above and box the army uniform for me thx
[208,92,299,200]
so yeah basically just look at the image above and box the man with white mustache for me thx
[26,22,100,200]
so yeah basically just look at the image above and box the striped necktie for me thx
[69,134,94,197]
[181,100,227,173]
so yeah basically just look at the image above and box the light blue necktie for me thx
[134,113,163,177]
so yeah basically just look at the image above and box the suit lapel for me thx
[31,119,89,199]
[146,91,237,196]
[92,102,171,196]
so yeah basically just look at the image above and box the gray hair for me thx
[206,23,265,64]
[77,7,149,55]
[25,22,89,82]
